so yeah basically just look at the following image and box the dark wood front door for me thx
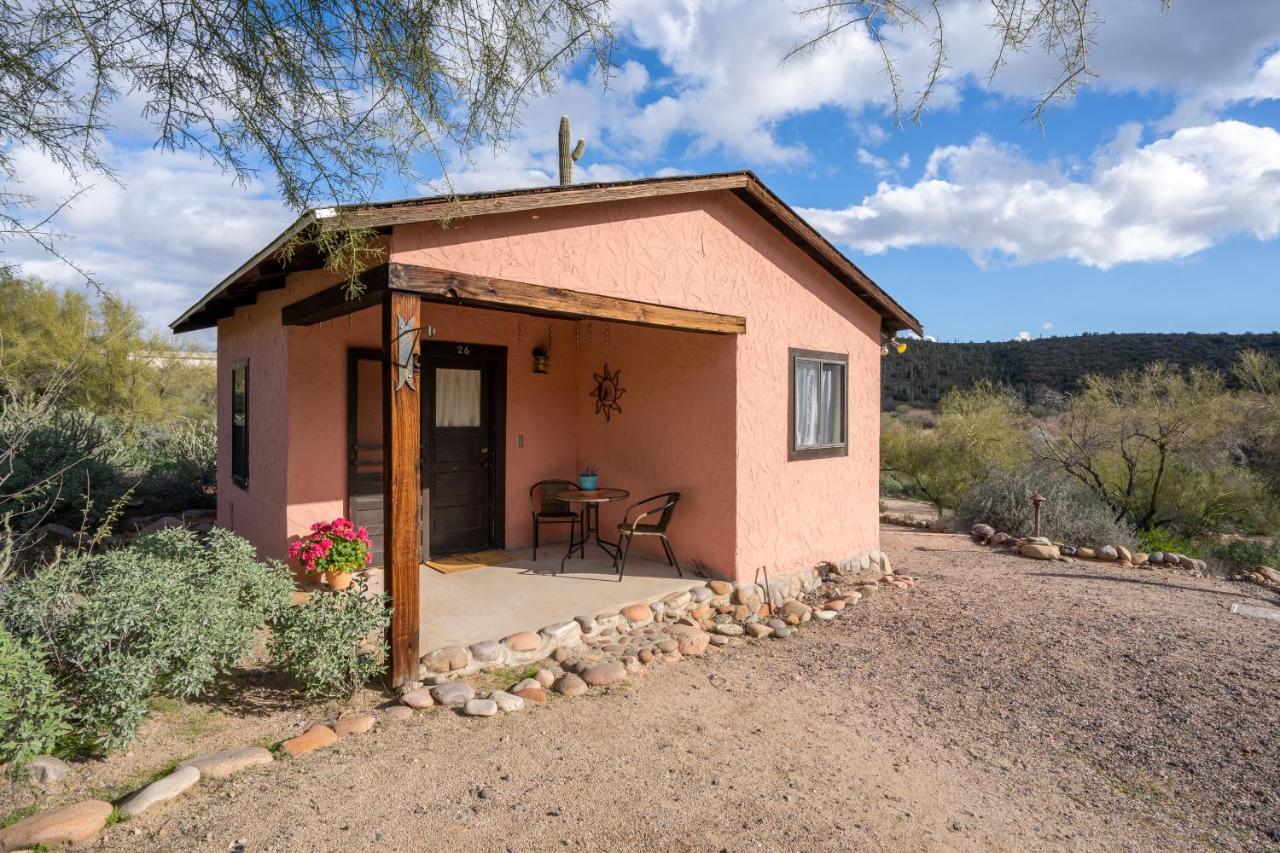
[424,342,506,555]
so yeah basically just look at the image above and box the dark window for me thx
[788,348,848,461]
[231,360,249,488]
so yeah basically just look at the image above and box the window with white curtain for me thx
[434,368,482,427]
[789,348,848,460]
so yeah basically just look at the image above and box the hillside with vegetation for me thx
[882,332,1280,411]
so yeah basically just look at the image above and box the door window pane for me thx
[435,368,481,427]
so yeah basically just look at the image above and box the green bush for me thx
[1208,538,1280,572]
[956,463,1140,550]
[0,628,70,767]
[270,581,389,699]
[0,527,293,753]
[136,419,216,510]
[1137,526,1204,558]
[0,396,129,534]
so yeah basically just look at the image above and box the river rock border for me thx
[1,553,911,849]
[967,523,1213,574]
[410,549,900,682]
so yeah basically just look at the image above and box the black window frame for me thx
[788,347,849,461]
[231,359,249,489]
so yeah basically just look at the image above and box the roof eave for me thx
[169,211,316,333]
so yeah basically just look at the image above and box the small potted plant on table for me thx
[577,464,599,492]
[289,517,374,591]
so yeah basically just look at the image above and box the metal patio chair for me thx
[530,479,580,561]
[613,492,683,580]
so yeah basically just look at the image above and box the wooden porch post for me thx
[382,290,422,686]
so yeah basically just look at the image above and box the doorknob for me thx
[480,447,489,454]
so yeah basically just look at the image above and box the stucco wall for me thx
[214,287,296,562]
[216,190,884,581]
[390,190,883,581]
[284,299,582,553]
[573,323,737,576]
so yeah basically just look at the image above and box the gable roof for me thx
[171,170,921,335]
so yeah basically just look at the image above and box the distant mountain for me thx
[881,332,1280,411]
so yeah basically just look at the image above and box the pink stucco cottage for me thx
[173,171,921,683]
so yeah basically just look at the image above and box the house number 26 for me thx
[456,345,471,355]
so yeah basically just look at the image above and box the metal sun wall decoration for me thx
[590,363,625,422]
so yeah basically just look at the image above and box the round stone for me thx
[514,686,547,703]
[504,631,541,652]
[715,623,744,636]
[430,681,476,707]
[581,661,627,686]
[773,626,793,638]
[463,699,498,717]
[399,687,435,708]
[554,673,588,697]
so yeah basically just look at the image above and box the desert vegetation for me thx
[0,274,389,772]
[882,352,1280,572]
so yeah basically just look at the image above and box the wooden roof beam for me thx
[386,263,747,335]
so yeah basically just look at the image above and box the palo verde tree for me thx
[2,0,1177,285]
[881,380,1027,512]
[790,1,1173,125]
[1033,362,1257,533]
[0,0,613,283]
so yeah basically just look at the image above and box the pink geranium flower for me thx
[289,517,374,574]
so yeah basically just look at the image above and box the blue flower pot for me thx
[577,474,599,491]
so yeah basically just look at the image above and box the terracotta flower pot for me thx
[326,570,354,591]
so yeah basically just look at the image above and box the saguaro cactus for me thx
[558,116,585,186]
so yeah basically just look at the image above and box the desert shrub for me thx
[1209,538,1280,572]
[1137,526,1205,558]
[0,628,70,767]
[0,527,293,752]
[136,419,216,510]
[0,395,129,535]
[956,463,1140,550]
[882,382,1027,512]
[269,582,389,699]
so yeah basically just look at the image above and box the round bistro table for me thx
[556,487,630,572]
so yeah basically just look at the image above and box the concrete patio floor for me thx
[409,545,700,652]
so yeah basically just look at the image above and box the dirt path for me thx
[97,529,1280,852]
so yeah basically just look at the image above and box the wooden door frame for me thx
[347,347,383,562]
[421,340,507,555]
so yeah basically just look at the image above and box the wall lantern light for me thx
[532,345,550,374]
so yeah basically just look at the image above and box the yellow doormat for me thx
[424,550,513,574]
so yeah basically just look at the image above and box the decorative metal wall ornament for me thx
[589,363,625,422]
[394,314,420,391]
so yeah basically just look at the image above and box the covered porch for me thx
[283,262,745,684]
[362,547,702,652]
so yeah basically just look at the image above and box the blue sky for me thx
[9,0,1280,343]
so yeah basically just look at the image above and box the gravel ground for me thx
[90,528,1279,852]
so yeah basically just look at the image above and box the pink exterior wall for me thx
[215,287,293,562]
[573,323,737,576]
[390,190,883,581]
[215,189,884,582]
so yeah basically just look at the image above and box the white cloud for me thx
[800,120,1280,269]
[1016,331,1032,342]
[424,0,1280,194]
[6,144,290,335]
[1042,321,1055,330]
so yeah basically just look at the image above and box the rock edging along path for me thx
[968,523,1217,575]
[7,549,914,849]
